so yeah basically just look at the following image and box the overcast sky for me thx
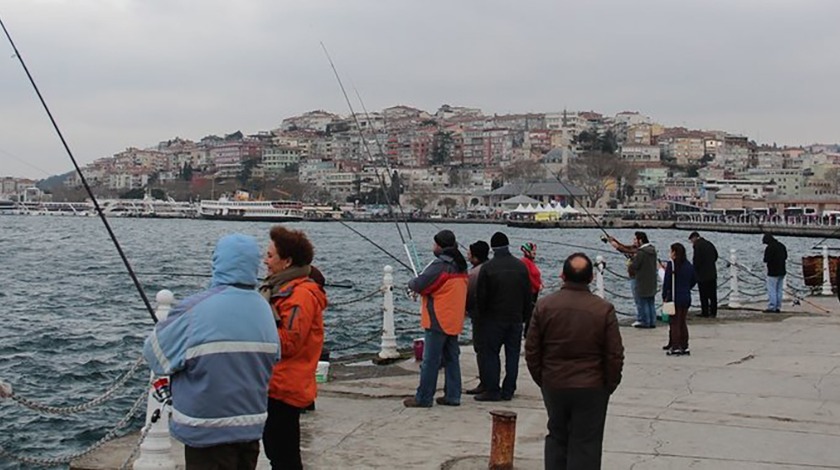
[1,0,838,178]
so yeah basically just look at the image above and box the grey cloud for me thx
[1,0,838,178]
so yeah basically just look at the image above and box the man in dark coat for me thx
[525,253,624,470]
[474,231,532,402]
[762,234,787,313]
[689,232,719,318]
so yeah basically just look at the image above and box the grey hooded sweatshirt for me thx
[630,244,658,298]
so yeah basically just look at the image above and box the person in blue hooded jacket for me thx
[143,234,280,468]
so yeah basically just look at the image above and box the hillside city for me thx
[2,104,840,217]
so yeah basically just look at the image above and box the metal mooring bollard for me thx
[489,410,517,470]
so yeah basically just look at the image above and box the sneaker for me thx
[403,397,432,408]
[632,321,644,328]
[473,392,502,402]
[661,344,672,350]
[500,394,513,401]
[666,348,686,356]
[435,397,460,406]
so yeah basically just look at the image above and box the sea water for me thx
[0,216,828,466]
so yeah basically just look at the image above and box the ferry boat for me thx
[199,197,304,222]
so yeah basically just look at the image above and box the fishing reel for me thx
[152,376,172,405]
[600,235,610,243]
[404,286,418,301]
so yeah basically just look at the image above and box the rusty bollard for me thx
[489,410,517,470]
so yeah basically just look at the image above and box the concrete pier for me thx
[74,296,840,469]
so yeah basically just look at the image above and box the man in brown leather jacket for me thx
[525,253,624,470]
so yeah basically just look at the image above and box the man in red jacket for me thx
[521,242,542,335]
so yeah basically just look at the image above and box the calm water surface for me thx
[0,216,827,467]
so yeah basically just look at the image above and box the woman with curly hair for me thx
[260,226,327,469]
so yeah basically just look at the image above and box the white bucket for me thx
[315,361,330,383]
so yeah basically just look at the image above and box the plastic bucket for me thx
[413,338,425,361]
[315,361,330,383]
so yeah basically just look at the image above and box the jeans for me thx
[766,275,784,310]
[629,278,642,322]
[415,328,461,405]
[542,387,610,470]
[638,296,656,327]
[477,321,523,398]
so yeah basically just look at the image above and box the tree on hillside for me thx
[407,184,436,213]
[430,131,453,165]
[568,151,635,207]
[573,130,618,154]
[439,197,457,215]
[502,160,546,183]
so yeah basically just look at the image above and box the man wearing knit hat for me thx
[404,230,469,407]
[474,231,533,401]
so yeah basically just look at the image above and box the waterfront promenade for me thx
[73,296,840,469]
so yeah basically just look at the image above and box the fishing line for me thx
[351,85,414,241]
[83,271,357,289]
[319,41,420,275]
[0,15,157,322]
[538,156,613,241]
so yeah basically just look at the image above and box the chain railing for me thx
[2,355,146,415]
[0,388,148,467]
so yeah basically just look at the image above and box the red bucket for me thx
[413,338,425,361]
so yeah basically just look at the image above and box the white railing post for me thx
[134,290,178,470]
[378,265,400,360]
[728,249,742,308]
[822,245,833,296]
[595,255,605,299]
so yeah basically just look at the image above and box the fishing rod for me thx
[319,41,420,276]
[352,85,414,242]
[0,15,158,323]
[537,156,613,241]
[84,271,357,289]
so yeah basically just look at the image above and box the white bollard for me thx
[378,265,400,360]
[822,246,833,296]
[595,255,605,299]
[134,290,178,470]
[728,249,742,308]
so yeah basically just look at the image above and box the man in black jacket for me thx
[762,234,788,313]
[689,232,719,318]
[475,231,532,401]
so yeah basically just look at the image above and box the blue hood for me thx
[211,234,261,287]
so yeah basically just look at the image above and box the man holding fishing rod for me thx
[606,232,659,328]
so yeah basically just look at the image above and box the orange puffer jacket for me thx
[268,277,327,408]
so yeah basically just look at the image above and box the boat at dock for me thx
[198,197,304,222]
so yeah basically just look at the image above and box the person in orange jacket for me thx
[403,229,469,408]
[260,226,327,470]
[520,242,542,335]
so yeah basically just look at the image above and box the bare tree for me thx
[502,159,546,183]
[407,184,436,213]
[567,152,636,207]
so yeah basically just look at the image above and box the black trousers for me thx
[184,441,260,470]
[541,388,610,470]
[477,320,523,398]
[263,398,303,470]
[698,279,718,317]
